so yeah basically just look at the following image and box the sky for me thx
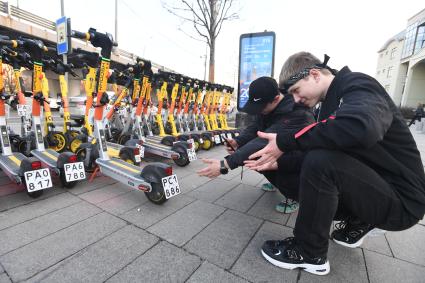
[11,0,425,89]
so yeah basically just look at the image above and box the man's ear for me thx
[310,69,321,82]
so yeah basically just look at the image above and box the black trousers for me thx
[276,149,417,258]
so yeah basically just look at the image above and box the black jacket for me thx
[225,95,314,170]
[277,66,425,220]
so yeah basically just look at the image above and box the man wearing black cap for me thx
[198,76,314,213]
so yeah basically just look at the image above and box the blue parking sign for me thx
[56,16,68,55]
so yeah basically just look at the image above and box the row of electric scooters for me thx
[0,27,238,205]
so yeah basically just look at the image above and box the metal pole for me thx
[115,0,118,43]
[60,0,68,87]
[204,44,208,81]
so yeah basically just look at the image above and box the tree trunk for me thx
[208,38,215,83]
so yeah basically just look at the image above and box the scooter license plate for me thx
[214,135,221,144]
[64,162,86,182]
[161,174,181,199]
[24,168,52,192]
[187,147,197,162]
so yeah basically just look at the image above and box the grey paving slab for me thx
[386,224,425,266]
[0,273,11,283]
[35,225,158,283]
[186,261,249,283]
[179,172,211,194]
[0,213,126,282]
[419,217,424,226]
[185,209,262,269]
[106,241,201,283]
[0,192,81,231]
[231,221,298,282]
[0,187,66,212]
[361,234,393,256]
[364,250,425,283]
[286,210,298,228]
[148,200,226,246]
[236,169,265,187]
[0,264,3,273]
[0,201,101,255]
[214,183,264,213]
[187,177,239,203]
[120,194,195,229]
[298,242,368,282]
[247,191,290,225]
[96,190,150,216]
[78,182,133,204]
[67,175,118,195]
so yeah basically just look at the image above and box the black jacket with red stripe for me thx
[225,95,314,170]
[277,66,425,220]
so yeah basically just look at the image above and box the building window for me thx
[377,70,381,75]
[387,66,394,78]
[383,68,386,74]
[390,47,397,59]
[402,22,419,58]
[414,24,425,54]
[385,50,388,55]
[380,53,383,58]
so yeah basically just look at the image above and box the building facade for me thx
[376,8,425,107]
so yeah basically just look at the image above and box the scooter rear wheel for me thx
[59,168,77,188]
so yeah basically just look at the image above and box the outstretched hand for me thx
[244,131,283,167]
[197,158,221,179]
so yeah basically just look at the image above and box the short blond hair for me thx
[278,52,331,89]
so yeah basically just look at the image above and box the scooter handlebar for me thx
[71,30,90,40]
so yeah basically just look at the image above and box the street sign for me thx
[237,31,276,111]
[56,16,68,55]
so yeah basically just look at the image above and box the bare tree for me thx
[162,0,238,83]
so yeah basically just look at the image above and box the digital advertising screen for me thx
[237,31,276,111]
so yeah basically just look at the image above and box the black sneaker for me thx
[261,237,330,276]
[331,219,383,248]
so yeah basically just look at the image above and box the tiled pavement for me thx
[0,131,424,282]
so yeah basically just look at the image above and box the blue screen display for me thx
[238,34,275,110]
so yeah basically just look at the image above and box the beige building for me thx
[376,8,425,107]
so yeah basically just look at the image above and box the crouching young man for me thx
[245,52,425,275]
[198,76,314,213]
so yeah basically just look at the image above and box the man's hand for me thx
[245,160,278,171]
[245,131,284,167]
[197,158,222,178]
[224,138,238,154]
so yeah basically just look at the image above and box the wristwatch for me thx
[220,160,229,175]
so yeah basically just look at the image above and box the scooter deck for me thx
[96,158,151,191]
[0,153,26,177]
[30,149,59,168]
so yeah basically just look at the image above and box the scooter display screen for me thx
[237,31,276,111]
[1,126,10,147]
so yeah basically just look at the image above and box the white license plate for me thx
[187,147,197,161]
[64,162,86,182]
[214,135,221,144]
[161,174,181,199]
[17,105,29,117]
[187,138,195,148]
[199,138,203,143]
[24,168,52,192]
[135,145,144,162]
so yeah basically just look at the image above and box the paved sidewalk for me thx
[0,132,424,282]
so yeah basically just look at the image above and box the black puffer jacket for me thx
[277,66,425,220]
[225,95,314,170]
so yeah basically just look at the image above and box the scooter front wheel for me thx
[49,132,67,152]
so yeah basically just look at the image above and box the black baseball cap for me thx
[242,76,279,114]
